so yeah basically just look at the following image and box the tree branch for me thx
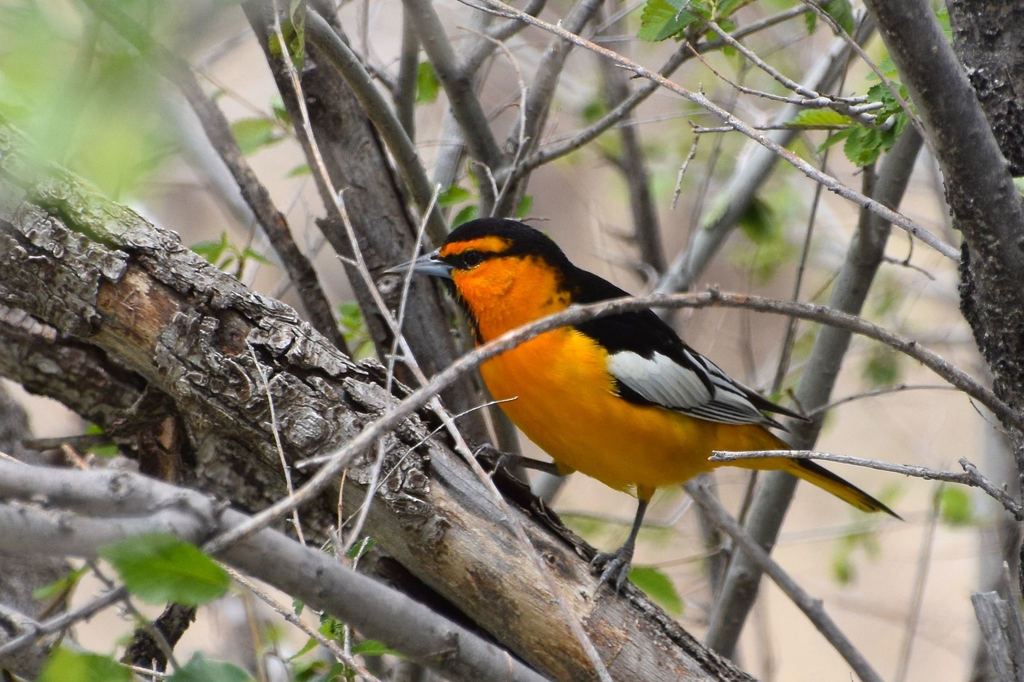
[705,127,924,656]
[0,461,546,682]
[685,480,884,682]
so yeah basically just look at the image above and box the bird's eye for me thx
[461,252,484,268]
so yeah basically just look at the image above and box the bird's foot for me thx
[590,545,635,592]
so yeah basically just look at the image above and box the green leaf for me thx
[628,566,683,615]
[231,117,284,156]
[831,550,854,585]
[345,536,376,560]
[514,194,534,219]
[319,614,346,644]
[789,109,851,128]
[286,163,311,177]
[861,347,901,387]
[416,61,440,104]
[352,639,401,657]
[822,0,855,34]
[271,97,291,125]
[738,196,775,243]
[33,566,88,601]
[438,184,473,207]
[452,204,479,227]
[39,649,130,682]
[638,0,704,42]
[191,232,230,265]
[937,487,973,526]
[100,534,229,606]
[240,247,273,266]
[84,423,119,458]
[169,653,254,682]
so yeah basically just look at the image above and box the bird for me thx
[402,217,897,590]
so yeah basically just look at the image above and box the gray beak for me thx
[384,249,453,280]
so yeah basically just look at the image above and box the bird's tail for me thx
[727,431,901,519]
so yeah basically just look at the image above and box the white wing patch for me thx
[608,350,769,426]
[608,351,711,407]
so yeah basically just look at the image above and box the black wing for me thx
[569,268,803,429]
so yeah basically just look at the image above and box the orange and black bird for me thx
[406,218,896,589]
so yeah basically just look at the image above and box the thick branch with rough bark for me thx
[0,122,749,681]
[863,0,1024,450]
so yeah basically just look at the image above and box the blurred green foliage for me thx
[0,0,182,198]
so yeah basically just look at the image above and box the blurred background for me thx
[0,0,1010,680]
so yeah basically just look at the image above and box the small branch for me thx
[459,0,547,76]
[709,450,1023,520]
[401,0,505,171]
[394,3,419,139]
[305,10,448,245]
[0,462,547,682]
[704,20,876,125]
[685,479,884,682]
[470,1,956,261]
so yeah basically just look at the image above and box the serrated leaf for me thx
[416,61,439,104]
[39,649,130,682]
[937,487,973,526]
[789,109,851,128]
[628,566,683,615]
[100,534,229,606]
[231,117,284,156]
[638,0,702,42]
[169,653,254,682]
[452,204,479,227]
[438,184,473,207]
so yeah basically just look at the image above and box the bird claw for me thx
[590,549,633,592]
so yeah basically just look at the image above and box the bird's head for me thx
[396,218,573,340]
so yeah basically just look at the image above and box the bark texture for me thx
[948,1,1024,176]
[0,123,750,681]
[864,0,1024,478]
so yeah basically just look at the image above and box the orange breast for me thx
[481,327,778,497]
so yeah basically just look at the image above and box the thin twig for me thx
[708,450,1023,520]
[305,10,448,244]
[469,0,955,260]
[400,0,504,171]
[248,343,305,546]
[501,5,819,183]
[893,485,940,682]
[685,479,884,682]
[227,568,380,681]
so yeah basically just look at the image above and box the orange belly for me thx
[480,327,779,497]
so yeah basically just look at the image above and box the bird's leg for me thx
[591,498,649,591]
[474,443,563,477]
